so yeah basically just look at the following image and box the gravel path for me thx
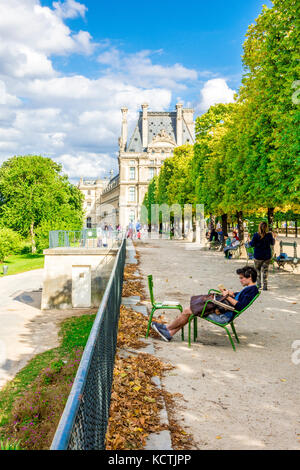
[137,238,300,450]
[0,269,95,389]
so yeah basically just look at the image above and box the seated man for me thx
[151,266,259,342]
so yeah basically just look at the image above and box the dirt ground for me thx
[137,237,300,450]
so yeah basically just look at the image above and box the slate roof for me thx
[127,111,193,152]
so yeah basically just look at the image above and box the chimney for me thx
[120,107,128,151]
[142,103,149,149]
[182,108,195,142]
[176,103,183,146]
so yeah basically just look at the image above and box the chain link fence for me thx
[50,237,126,450]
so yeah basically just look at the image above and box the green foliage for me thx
[0,439,21,450]
[240,0,300,210]
[59,314,96,353]
[143,176,158,223]
[0,156,84,253]
[0,313,95,449]
[192,103,237,214]
[0,228,22,263]
[186,1,299,222]
[159,145,194,206]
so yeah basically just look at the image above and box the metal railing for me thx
[50,237,126,450]
[49,229,124,250]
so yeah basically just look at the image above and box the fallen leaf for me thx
[216,436,222,439]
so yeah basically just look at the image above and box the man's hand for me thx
[222,289,234,297]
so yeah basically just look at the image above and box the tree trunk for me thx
[192,214,196,242]
[221,214,228,237]
[209,213,216,230]
[236,211,244,242]
[30,221,36,254]
[285,220,288,238]
[296,219,298,238]
[268,207,274,231]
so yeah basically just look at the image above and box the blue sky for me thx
[44,0,271,95]
[0,0,273,180]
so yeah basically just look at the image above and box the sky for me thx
[0,0,273,181]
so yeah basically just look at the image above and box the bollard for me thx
[3,265,8,275]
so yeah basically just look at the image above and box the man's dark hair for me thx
[236,266,257,282]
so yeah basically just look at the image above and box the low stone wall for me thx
[41,248,117,310]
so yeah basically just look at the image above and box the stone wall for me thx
[41,248,117,310]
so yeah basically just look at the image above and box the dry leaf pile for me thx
[122,262,146,299]
[118,305,160,348]
[105,254,194,450]
[105,353,171,449]
[163,391,195,450]
[122,279,146,299]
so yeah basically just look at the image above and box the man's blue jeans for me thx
[206,312,234,324]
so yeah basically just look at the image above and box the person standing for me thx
[249,221,276,291]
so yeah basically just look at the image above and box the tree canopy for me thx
[0,155,84,252]
[142,1,299,239]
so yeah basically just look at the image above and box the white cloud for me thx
[0,1,214,181]
[0,81,20,106]
[0,0,94,81]
[98,48,198,90]
[198,78,236,112]
[59,153,118,179]
[53,0,87,19]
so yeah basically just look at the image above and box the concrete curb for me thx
[121,240,173,450]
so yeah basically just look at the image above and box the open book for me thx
[211,294,236,312]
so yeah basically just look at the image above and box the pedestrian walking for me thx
[248,221,276,291]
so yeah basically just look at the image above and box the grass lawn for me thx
[0,253,44,277]
[0,313,96,449]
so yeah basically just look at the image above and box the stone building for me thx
[78,103,195,229]
[78,178,107,228]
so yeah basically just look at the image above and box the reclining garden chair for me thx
[145,274,184,340]
[188,288,260,351]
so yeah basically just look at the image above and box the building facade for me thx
[78,178,107,228]
[78,103,195,229]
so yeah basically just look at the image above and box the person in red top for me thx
[224,230,240,259]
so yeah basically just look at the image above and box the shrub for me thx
[0,228,22,263]
[6,351,82,450]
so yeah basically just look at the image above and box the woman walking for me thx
[249,221,276,290]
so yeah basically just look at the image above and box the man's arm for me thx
[220,289,238,306]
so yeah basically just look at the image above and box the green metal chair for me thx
[145,274,184,340]
[245,244,255,265]
[188,289,261,351]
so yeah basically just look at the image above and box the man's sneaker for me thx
[151,322,172,342]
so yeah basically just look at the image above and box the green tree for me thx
[0,156,84,253]
[142,175,158,225]
[0,228,22,263]
[240,0,300,211]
